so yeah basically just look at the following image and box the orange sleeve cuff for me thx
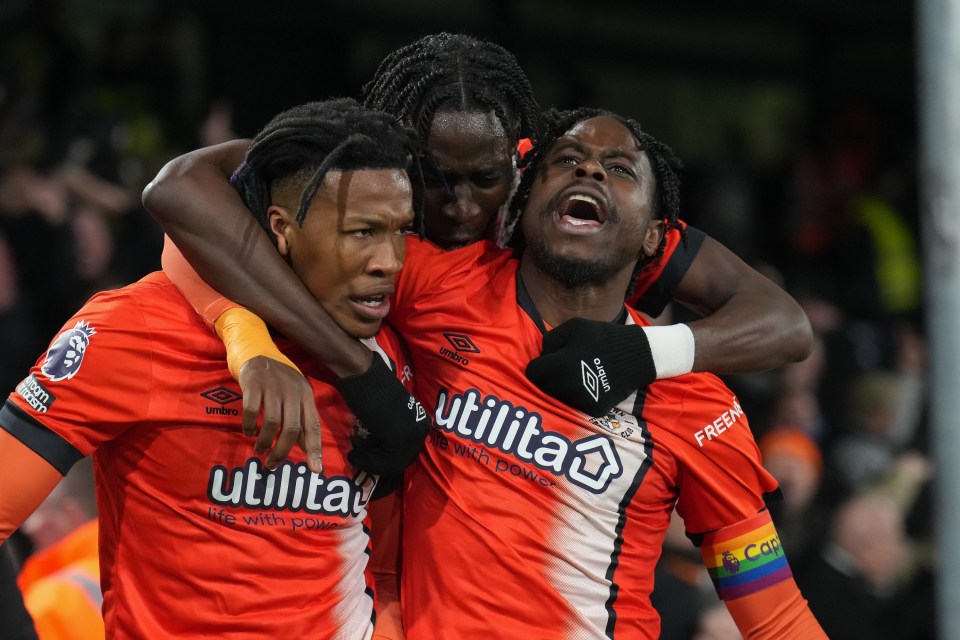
[161,235,240,328]
[724,578,828,639]
[0,429,64,544]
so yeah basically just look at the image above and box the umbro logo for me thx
[201,386,242,405]
[443,333,480,353]
[439,332,479,366]
[580,357,611,402]
[201,386,242,416]
[408,395,428,422]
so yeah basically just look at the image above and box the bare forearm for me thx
[142,145,372,376]
[687,288,813,374]
[672,236,813,375]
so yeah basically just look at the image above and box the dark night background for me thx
[0,2,937,639]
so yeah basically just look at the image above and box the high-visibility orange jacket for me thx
[19,520,103,640]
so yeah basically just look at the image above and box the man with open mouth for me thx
[144,105,827,639]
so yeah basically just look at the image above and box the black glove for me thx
[526,318,656,417]
[335,356,430,475]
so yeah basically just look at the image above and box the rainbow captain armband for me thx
[214,307,302,380]
[700,510,792,600]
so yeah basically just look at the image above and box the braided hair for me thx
[231,98,424,239]
[361,33,540,147]
[506,107,684,271]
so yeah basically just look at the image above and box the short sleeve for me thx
[2,289,154,470]
[667,378,779,536]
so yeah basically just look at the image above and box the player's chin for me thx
[331,309,383,341]
[346,319,382,340]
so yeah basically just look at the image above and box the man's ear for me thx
[642,219,665,257]
[268,205,295,256]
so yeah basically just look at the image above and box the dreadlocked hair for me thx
[231,98,425,239]
[506,106,684,275]
[361,33,540,146]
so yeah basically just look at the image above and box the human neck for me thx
[518,256,632,328]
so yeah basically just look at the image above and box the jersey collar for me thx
[515,271,628,334]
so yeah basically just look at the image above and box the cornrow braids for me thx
[506,107,684,276]
[361,33,540,146]
[231,98,425,240]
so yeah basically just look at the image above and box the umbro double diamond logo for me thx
[407,395,428,422]
[439,332,479,366]
[580,357,611,402]
[201,386,242,416]
[201,386,242,405]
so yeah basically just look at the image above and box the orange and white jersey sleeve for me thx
[2,283,156,467]
[0,287,147,542]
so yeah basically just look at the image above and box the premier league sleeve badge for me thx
[41,320,97,382]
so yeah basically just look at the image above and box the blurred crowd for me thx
[658,80,933,640]
[0,4,932,640]
[0,1,235,396]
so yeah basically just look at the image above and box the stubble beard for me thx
[526,232,638,290]
[524,197,638,290]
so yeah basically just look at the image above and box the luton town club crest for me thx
[41,320,96,382]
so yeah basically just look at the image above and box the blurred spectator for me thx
[17,457,102,640]
[0,164,81,345]
[794,492,934,640]
[692,602,742,640]
[0,229,45,395]
[826,367,929,502]
[759,427,828,564]
[650,511,715,640]
[690,129,760,265]
[198,99,238,147]
[766,386,828,445]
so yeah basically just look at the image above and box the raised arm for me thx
[674,235,813,374]
[142,141,372,376]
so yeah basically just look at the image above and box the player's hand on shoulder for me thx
[238,356,323,473]
[335,356,430,475]
[526,318,656,417]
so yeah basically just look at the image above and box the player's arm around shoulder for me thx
[672,234,814,374]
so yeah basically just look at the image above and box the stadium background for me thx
[0,1,936,638]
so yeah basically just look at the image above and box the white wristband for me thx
[642,323,695,379]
